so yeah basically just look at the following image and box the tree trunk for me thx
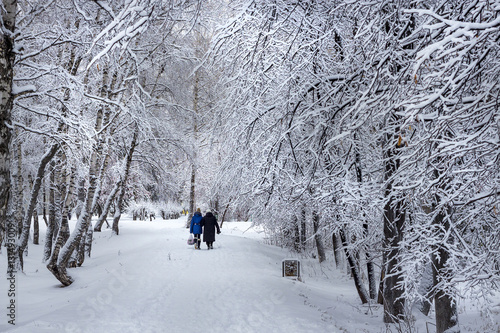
[293,214,300,252]
[43,161,57,262]
[42,178,48,226]
[382,126,406,323]
[46,201,71,278]
[76,230,87,266]
[312,210,326,263]
[300,207,306,251]
[44,44,81,270]
[186,66,200,228]
[432,163,458,332]
[112,186,124,235]
[49,148,99,285]
[340,228,369,304]
[112,128,137,235]
[27,174,39,245]
[52,161,62,245]
[186,164,196,228]
[62,66,110,269]
[219,199,231,228]
[377,269,384,305]
[47,155,76,273]
[33,213,39,245]
[354,133,377,300]
[14,132,23,237]
[365,227,376,300]
[1,0,17,273]
[382,189,406,323]
[332,232,342,269]
[433,213,458,333]
[94,179,121,231]
[416,260,433,316]
[15,144,59,269]
[74,179,86,219]
[84,223,93,258]
[48,105,105,286]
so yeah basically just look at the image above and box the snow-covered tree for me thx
[209,0,499,330]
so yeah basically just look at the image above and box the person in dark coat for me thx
[201,209,221,250]
[189,208,203,249]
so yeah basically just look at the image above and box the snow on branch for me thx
[406,9,500,31]
[86,1,152,70]
[408,8,499,77]
[9,121,63,141]
[83,92,129,112]
[12,83,36,97]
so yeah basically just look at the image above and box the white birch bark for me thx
[0,0,17,271]
[112,127,138,235]
[49,106,104,285]
[16,144,59,270]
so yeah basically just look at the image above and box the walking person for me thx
[201,209,221,250]
[189,208,203,249]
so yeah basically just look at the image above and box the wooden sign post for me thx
[282,259,300,280]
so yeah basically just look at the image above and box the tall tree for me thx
[0,0,17,267]
[112,126,138,235]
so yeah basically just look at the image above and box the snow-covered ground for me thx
[1,215,499,332]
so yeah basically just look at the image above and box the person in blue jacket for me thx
[189,208,203,249]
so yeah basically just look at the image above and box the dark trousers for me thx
[194,234,201,248]
[206,241,213,249]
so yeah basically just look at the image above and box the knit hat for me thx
[206,209,211,214]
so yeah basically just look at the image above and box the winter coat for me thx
[190,212,203,235]
[201,212,220,243]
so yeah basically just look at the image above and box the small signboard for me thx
[282,259,300,279]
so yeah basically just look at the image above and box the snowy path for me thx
[2,216,498,332]
[2,217,346,333]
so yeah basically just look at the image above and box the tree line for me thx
[207,1,499,332]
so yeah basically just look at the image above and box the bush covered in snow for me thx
[158,201,183,220]
[126,200,182,221]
